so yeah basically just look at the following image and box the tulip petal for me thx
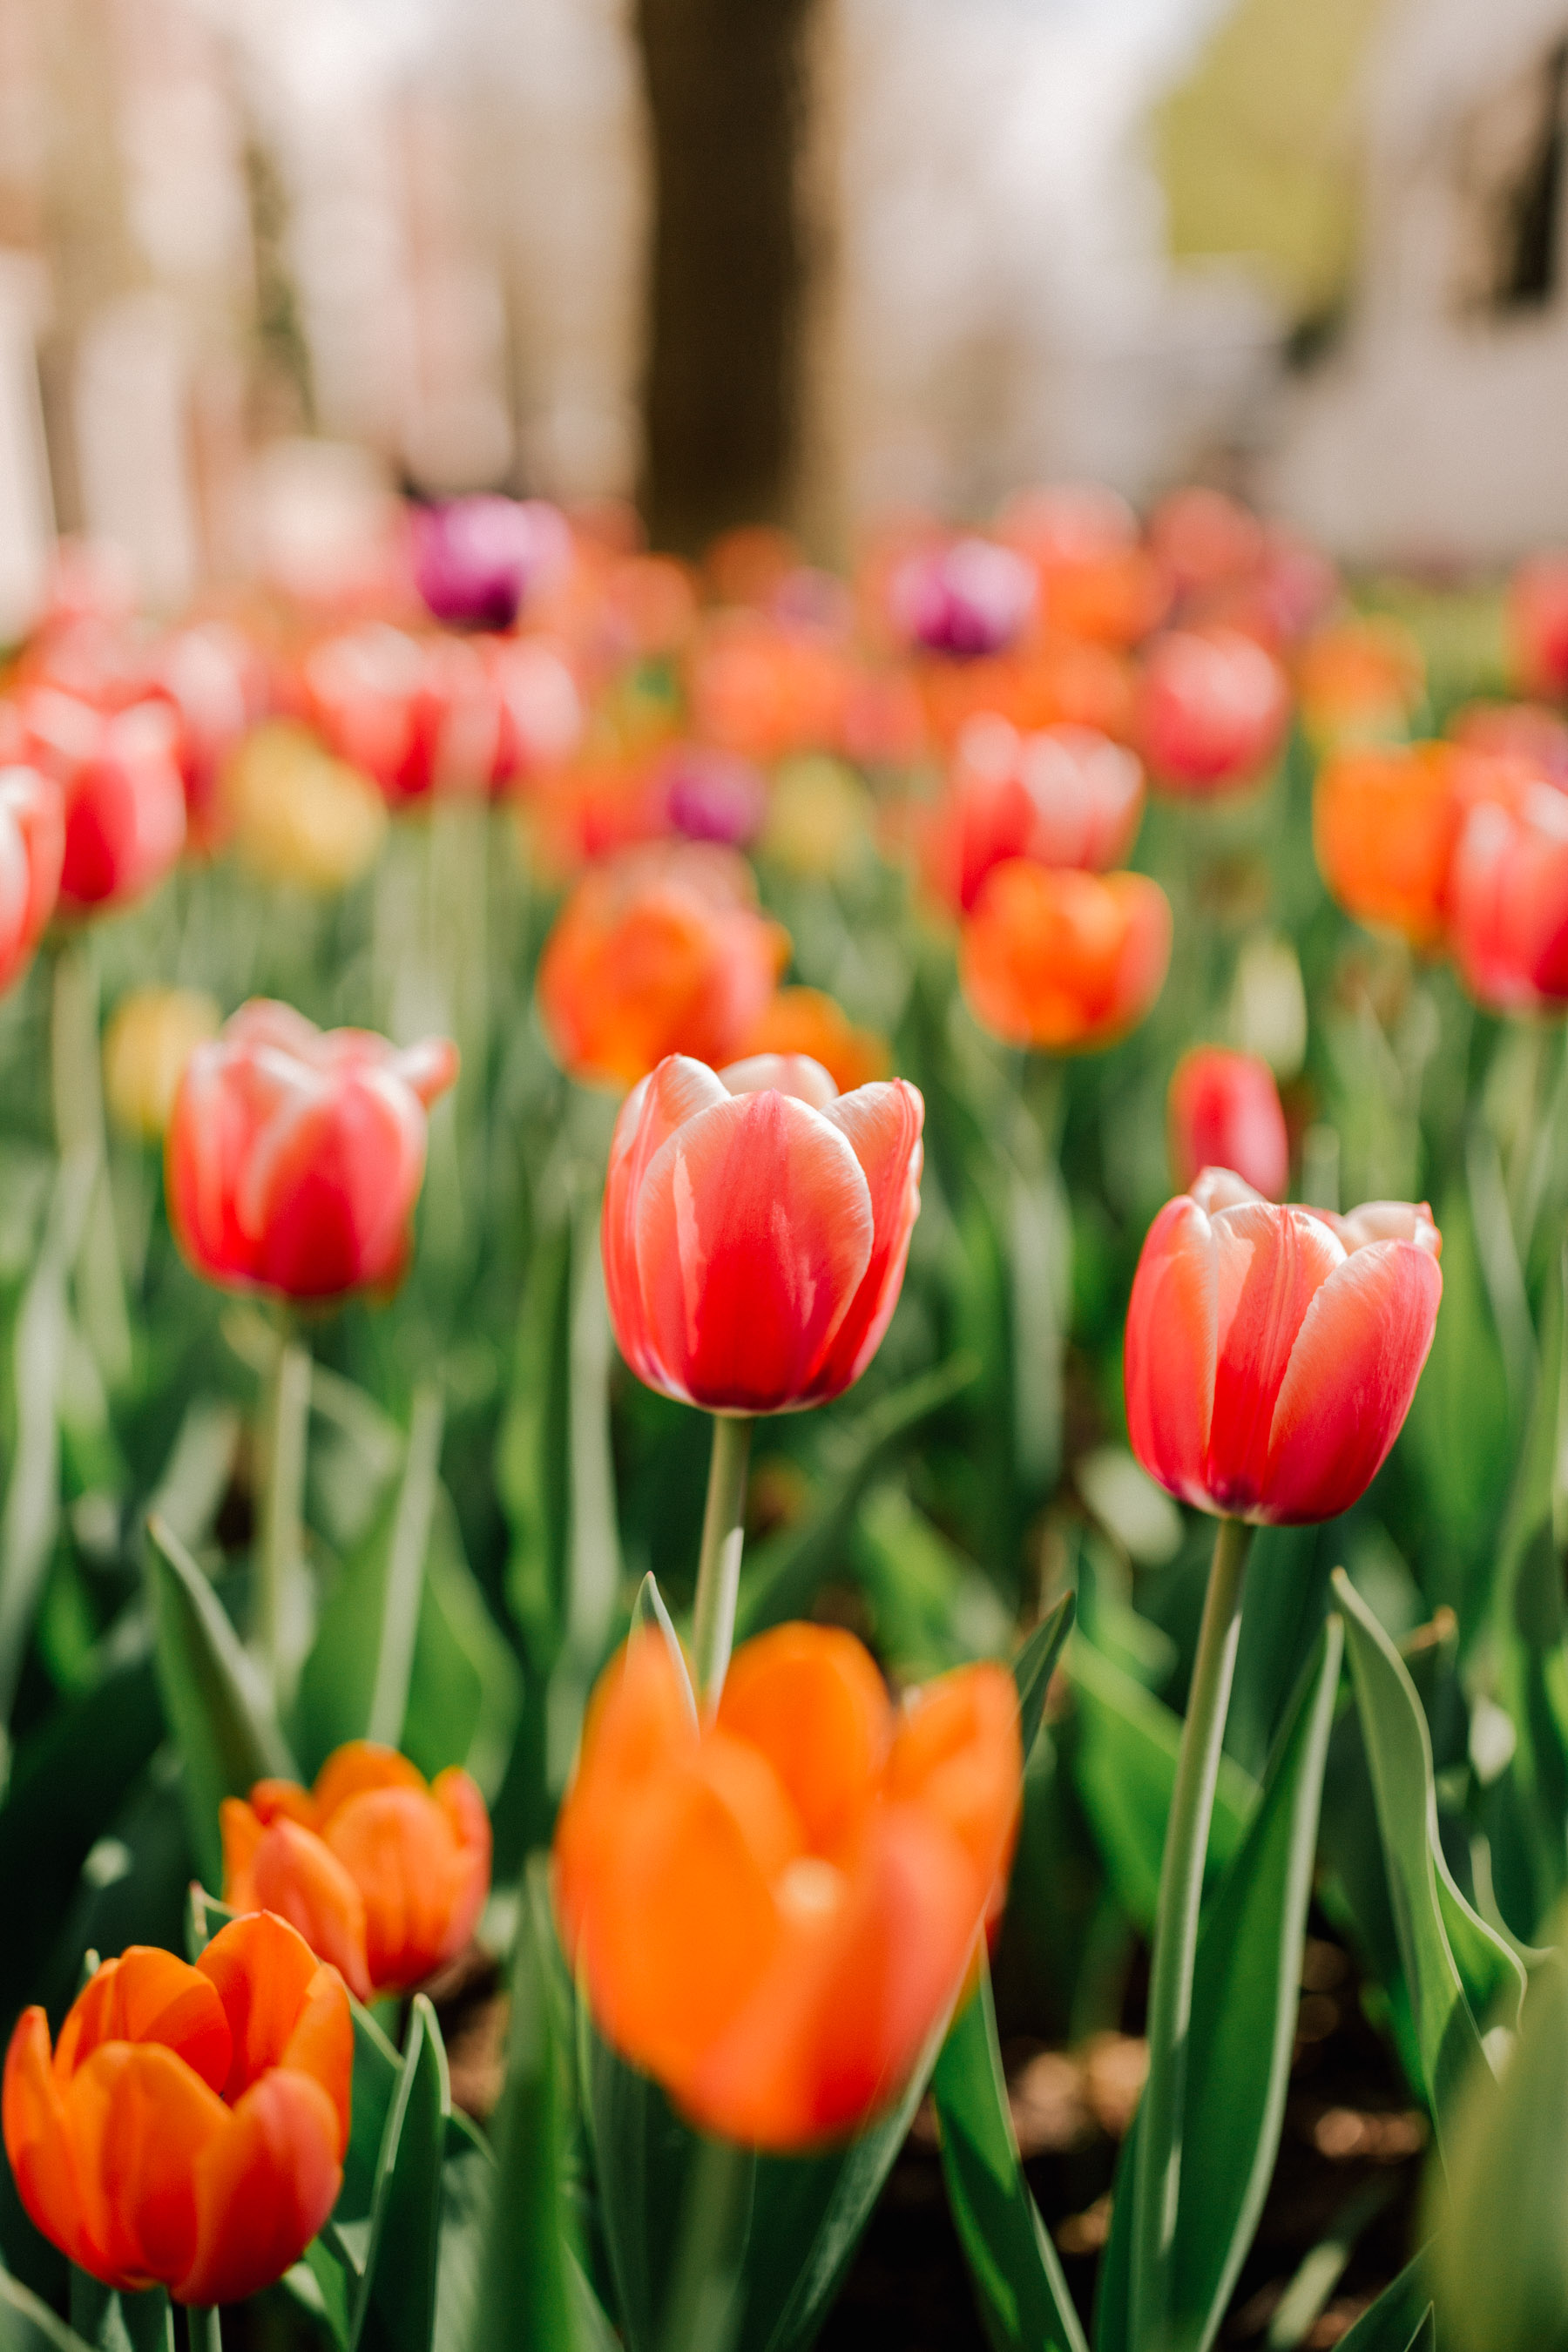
[717,1625,892,1860]
[280,1970,355,2158]
[53,1950,231,2095]
[179,2071,344,2308]
[3,2008,92,2274]
[809,1080,924,1398]
[555,1631,699,1955]
[1125,1196,1219,1507]
[247,1820,372,2004]
[312,1740,428,1821]
[63,2044,226,2292]
[1262,1240,1443,1524]
[198,1913,335,2103]
[886,1663,1022,1894]
[323,1788,468,1992]
[431,1767,495,1965]
[604,1057,729,1386]
[1205,1204,1343,1516]
[245,1071,426,1298]
[632,1088,874,1410]
[717,1053,839,1108]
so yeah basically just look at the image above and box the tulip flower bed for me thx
[2,483,1568,2352]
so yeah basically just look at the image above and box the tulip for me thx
[222,1741,491,2004]
[1167,1047,1289,1201]
[925,714,1145,914]
[760,755,873,880]
[1449,780,1568,1012]
[152,621,271,843]
[1509,553,1568,699]
[304,625,526,802]
[1313,740,1531,950]
[888,536,1037,659]
[537,843,789,1088]
[222,721,388,893]
[602,1050,923,1417]
[959,860,1172,1052]
[103,987,220,1141]
[554,1622,1021,2148]
[1147,486,1264,600]
[997,483,1169,649]
[166,999,458,1301]
[1138,626,1290,797]
[739,987,890,1096]
[688,612,851,761]
[0,765,64,995]
[1450,698,1568,787]
[1125,1167,1442,1527]
[1295,616,1424,750]
[3,1913,351,2305]
[656,741,768,847]
[412,493,571,631]
[23,688,186,915]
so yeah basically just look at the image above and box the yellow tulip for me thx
[223,721,386,893]
[103,987,220,1141]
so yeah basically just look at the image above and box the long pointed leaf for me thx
[0,2267,98,2352]
[1336,2248,1436,2351]
[1014,1592,1075,1767]
[351,1996,449,2352]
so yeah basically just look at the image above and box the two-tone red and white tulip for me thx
[0,766,64,995]
[1167,1048,1289,1201]
[923,714,1145,914]
[602,1051,923,1414]
[1448,778,1568,1013]
[1138,626,1290,798]
[166,1001,458,1301]
[1125,1168,1442,1526]
[22,688,186,915]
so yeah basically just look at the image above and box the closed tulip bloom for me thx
[1148,486,1265,600]
[223,721,388,893]
[926,714,1145,913]
[3,1914,351,2305]
[412,494,571,631]
[959,860,1172,1051]
[1139,626,1290,797]
[555,1623,1021,2148]
[1311,740,1527,950]
[166,1000,458,1301]
[0,766,64,994]
[1509,553,1568,699]
[1449,781,1568,1012]
[1168,1047,1289,1200]
[23,689,186,914]
[152,621,272,843]
[889,536,1037,659]
[1125,1168,1443,1526]
[538,843,789,1088]
[603,1051,923,1413]
[222,1742,492,2004]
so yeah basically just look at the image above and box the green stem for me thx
[691,1414,753,1705]
[51,932,132,1386]
[254,1328,312,1705]
[657,2131,755,2352]
[1130,1512,1254,2352]
[185,2308,222,2352]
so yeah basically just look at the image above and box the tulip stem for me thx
[691,1414,753,1705]
[254,1328,313,1706]
[51,932,132,1388]
[186,2308,221,2352]
[1130,1511,1254,2352]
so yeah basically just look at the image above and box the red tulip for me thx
[0,766,64,994]
[1125,1168,1442,1526]
[1449,779,1568,1011]
[22,688,186,915]
[1450,700,1568,787]
[537,842,789,1088]
[959,860,1172,1051]
[3,1914,351,2305]
[1138,626,1290,797]
[1509,555,1568,699]
[166,1000,458,1301]
[602,1051,923,1413]
[1148,487,1264,600]
[924,715,1145,914]
[1167,1048,1289,1200]
[304,624,578,801]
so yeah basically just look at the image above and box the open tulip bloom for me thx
[1119,1166,1442,2349]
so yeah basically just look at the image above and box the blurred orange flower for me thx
[1313,742,1473,949]
[1295,617,1424,751]
[3,1915,351,2305]
[222,1740,491,2004]
[555,1624,1021,2148]
[537,842,790,1087]
[960,861,1172,1051]
[740,986,891,1094]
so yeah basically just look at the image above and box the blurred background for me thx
[4,0,1568,637]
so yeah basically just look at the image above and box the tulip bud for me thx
[1167,1047,1289,1200]
[3,1915,351,2305]
[689,612,852,760]
[602,1051,923,1413]
[959,859,1172,1052]
[103,986,220,1140]
[166,1000,458,1301]
[223,720,387,892]
[554,1622,1021,2148]
[412,493,571,631]
[888,536,1037,659]
[925,715,1145,914]
[1125,1171,1443,1526]
[1138,626,1290,797]
[0,765,64,996]
[537,842,789,1087]
[1148,485,1265,599]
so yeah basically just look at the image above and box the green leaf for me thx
[351,1996,450,2352]
[848,1484,1012,1680]
[0,2266,98,2352]
[633,1573,697,1727]
[1014,1592,1076,1769]
[465,1858,576,2352]
[497,1215,573,1673]
[1067,1633,1255,1935]
[1096,1619,1345,2352]
[1336,2249,1436,2351]
[295,1384,446,1776]
[66,2278,171,2352]
[1260,2176,1397,2351]
[401,1488,523,1801]
[1335,1568,1525,2162]
[931,1965,1088,2352]
[145,1514,294,1887]
[734,1355,980,1640]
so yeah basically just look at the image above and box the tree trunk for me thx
[633,0,814,552]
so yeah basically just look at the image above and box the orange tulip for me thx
[1295,617,1424,750]
[1312,740,1529,950]
[739,987,891,1094]
[959,860,1172,1051]
[1125,1168,1442,1526]
[923,714,1145,914]
[555,1623,1021,2148]
[537,842,790,1088]
[221,1741,491,2005]
[3,1914,351,2305]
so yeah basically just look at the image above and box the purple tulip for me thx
[889,535,1037,659]
[659,743,769,847]
[413,496,571,631]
